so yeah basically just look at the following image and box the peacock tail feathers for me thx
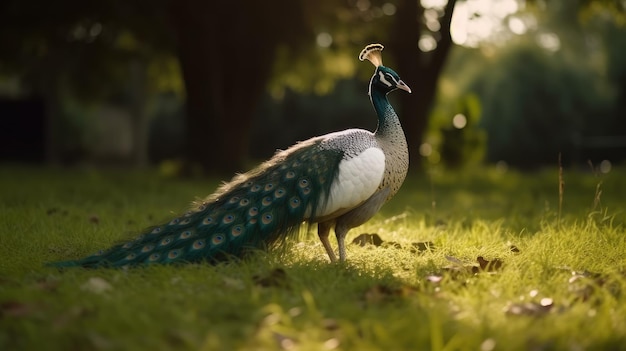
[49,140,344,268]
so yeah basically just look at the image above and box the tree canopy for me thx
[0,0,624,171]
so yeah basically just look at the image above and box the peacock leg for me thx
[318,221,337,262]
[334,223,350,262]
[334,187,391,262]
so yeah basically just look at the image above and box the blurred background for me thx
[1,0,625,175]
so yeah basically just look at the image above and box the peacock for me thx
[49,43,411,268]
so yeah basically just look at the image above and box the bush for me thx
[473,44,606,168]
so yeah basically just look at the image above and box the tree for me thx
[169,0,310,175]
[0,0,176,165]
[1,0,460,174]
[391,0,458,170]
[160,0,460,174]
[453,0,626,167]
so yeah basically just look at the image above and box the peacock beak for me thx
[397,80,412,93]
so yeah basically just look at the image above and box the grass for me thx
[1,164,625,350]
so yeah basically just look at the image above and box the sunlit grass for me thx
[0,165,625,350]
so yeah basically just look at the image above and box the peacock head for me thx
[359,43,411,95]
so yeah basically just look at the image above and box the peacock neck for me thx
[369,83,409,201]
[370,88,401,138]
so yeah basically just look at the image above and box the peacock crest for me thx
[359,43,384,67]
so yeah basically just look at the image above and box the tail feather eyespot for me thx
[289,196,301,209]
[274,188,286,199]
[167,250,180,260]
[231,225,244,237]
[261,213,274,225]
[300,186,311,196]
[248,207,259,217]
[262,196,273,207]
[179,230,193,239]
[192,240,205,250]
[211,234,225,245]
[222,214,235,224]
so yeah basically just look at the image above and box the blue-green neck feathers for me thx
[369,66,402,136]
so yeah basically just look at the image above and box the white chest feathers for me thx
[317,147,385,218]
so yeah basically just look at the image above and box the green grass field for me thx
[1,165,625,350]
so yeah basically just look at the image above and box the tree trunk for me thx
[170,0,306,175]
[391,0,458,171]
[170,0,229,174]
[129,59,150,168]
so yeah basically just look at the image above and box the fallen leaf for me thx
[363,284,418,303]
[480,338,497,351]
[88,332,116,350]
[324,338,340,350]
[53,306,93,329]
[381,241,402,249]
[0,301,36,318]
[440,256,480,278]
[477,256,504,271]
[435,219,447,227]
[441,265,479,278]
[426,275,444,283]
[410,241,435,254]
[504,299,554,316]
[253,268,288,288]
[34,278,59,292]
[568,270,610,302]
[81,277,112,294]
[222,277,245,290]
[273,332,296,350]
[510,245,520,253]
[322,318,339,331]
[445,255,466,266]
[351,233,383,247]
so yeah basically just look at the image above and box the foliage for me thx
[434,0,626,168]
[0,0,460,172]
[0,0,182,166]
[0,0,176,99]
[250,80,374,160]
[427,93,486,168]
[472,44,595,167]
[1,166,626,350]
[2,0,626,170]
